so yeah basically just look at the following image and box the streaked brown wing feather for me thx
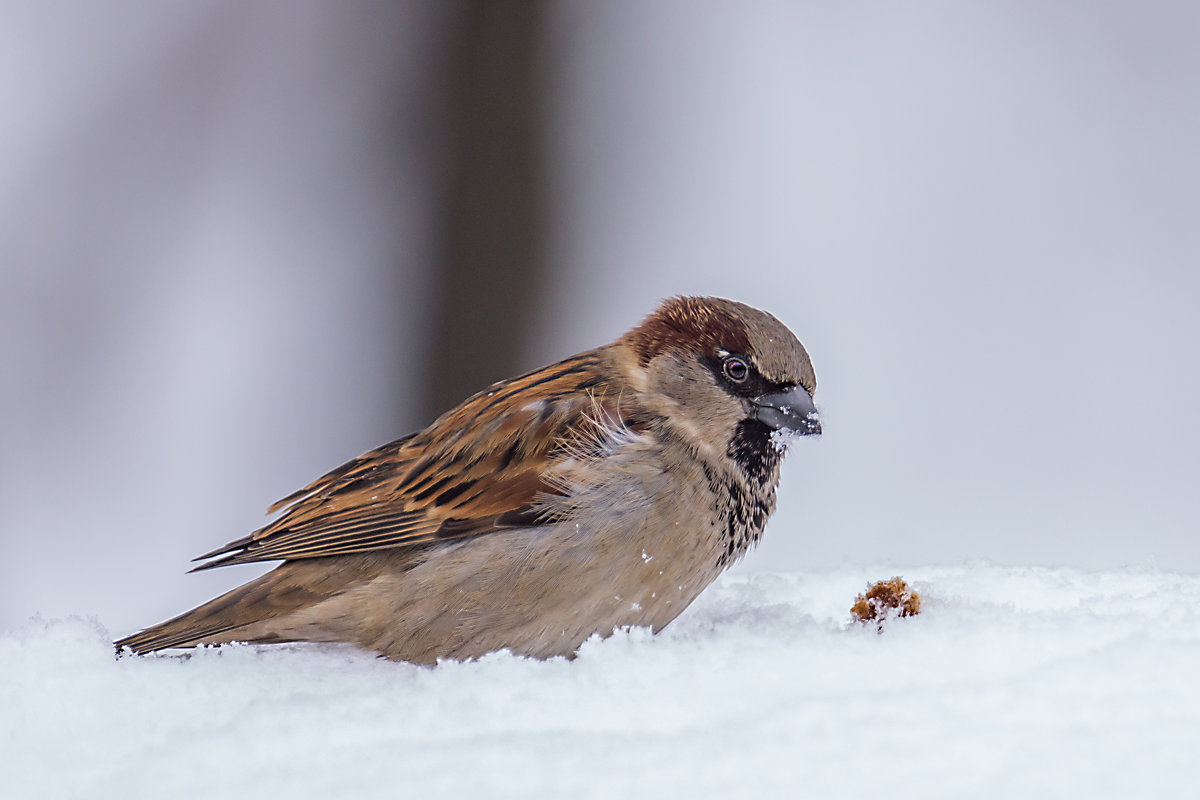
[191,352,624,571]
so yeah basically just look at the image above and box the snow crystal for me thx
[771,426,804,452]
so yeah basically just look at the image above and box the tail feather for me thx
[116,573,273,654]
[115,557,363,655]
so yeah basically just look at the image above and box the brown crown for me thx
[625,296,753,367]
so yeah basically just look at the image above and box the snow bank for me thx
[4,564,1199,799]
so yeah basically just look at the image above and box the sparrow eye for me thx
[722,356,750,383]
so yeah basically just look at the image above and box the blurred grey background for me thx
[3,1,1197,633]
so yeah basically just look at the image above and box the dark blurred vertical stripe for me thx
[423,0,549,421]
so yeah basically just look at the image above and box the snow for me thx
[5,564,1200,799]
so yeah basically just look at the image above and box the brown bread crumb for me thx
[851,577,921,632]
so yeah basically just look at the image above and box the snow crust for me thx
[5,564,1200,799]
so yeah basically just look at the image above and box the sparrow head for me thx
[619,296,819,477]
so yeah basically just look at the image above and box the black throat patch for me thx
[726,418,782,485]
[705,418,783,569]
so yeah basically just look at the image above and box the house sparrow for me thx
[116,296,820,663]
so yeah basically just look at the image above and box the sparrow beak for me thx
[753,386,821,435]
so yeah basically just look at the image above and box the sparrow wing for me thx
[190,353,628,571]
